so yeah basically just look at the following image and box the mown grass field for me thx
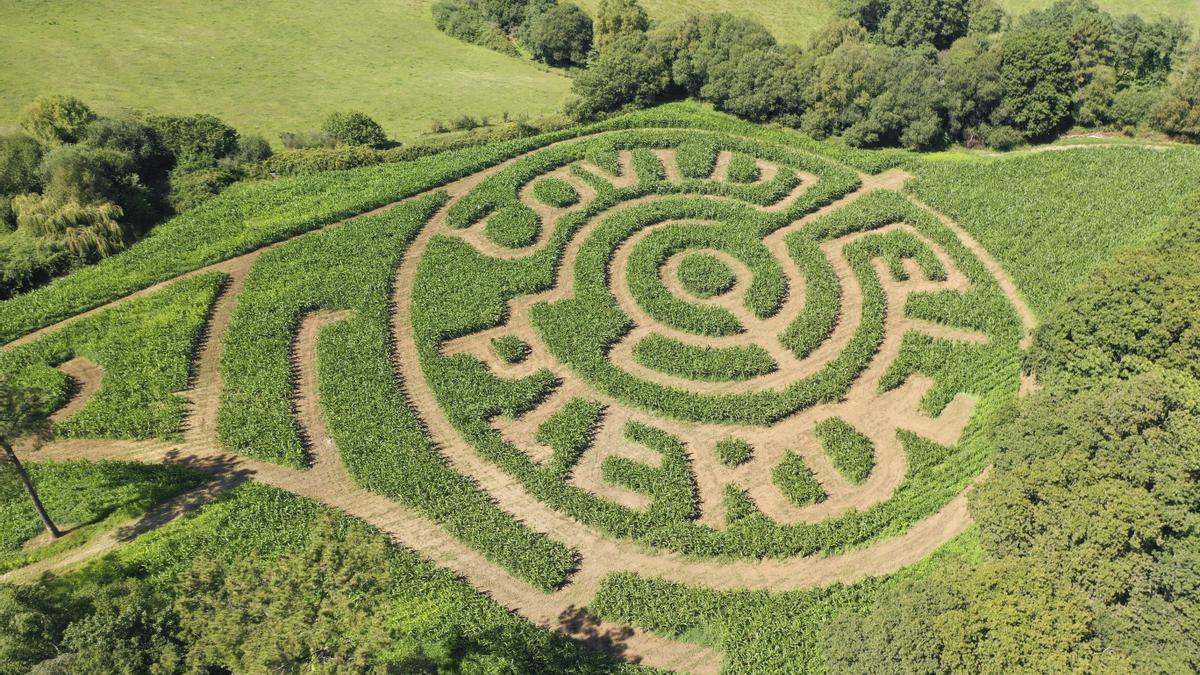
[0,0,571,141]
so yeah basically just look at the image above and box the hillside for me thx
[0,0,571,141]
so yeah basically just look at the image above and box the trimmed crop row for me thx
[215,193,576,591]
[814,418,875,484]
[0,273,224,439]
[632,335,777,382]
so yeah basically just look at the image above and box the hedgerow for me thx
[815,418,875,484]
[215,193,576,590]
[632,335,777,381]
[0,273,223,439]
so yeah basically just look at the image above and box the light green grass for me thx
[0,0,571,141]
[999,0,1200,29]
[577,0,836,44]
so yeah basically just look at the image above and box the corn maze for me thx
[4,125,1037,672]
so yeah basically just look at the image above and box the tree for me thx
[998,29,1075,139]
[146,114,239,171]
[701,46,809,123]
[876,0,972,50]
[566,32,674,119]
[595,0,649,49]
[0,377,60,539]
[941,35,1005,141]
[18,96,96,146]
[320,111,388,148]
[528,3,594,66]
[0,134,43,197]
[664,12,777,97]
[82,118,171,181]
[1150,54,1200,141]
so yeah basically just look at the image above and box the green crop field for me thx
[2,103,1197,671]
[0,0,571,141]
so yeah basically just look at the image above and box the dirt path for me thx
[49,357,103,423]
[3,131,1044,674]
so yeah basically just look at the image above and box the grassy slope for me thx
[0,0,570,141]
[908,144,1200,317]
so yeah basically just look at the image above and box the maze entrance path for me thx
[8,129,1037,674]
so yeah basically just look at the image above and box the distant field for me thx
[0,0,571,142]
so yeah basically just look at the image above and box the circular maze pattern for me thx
[11,127,1038,672]
[404,130,1028,562]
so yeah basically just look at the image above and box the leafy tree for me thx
[18,96,96,147]
[1150,53,1200,141]
[479,0,533,31]
[940,35,1005,142]
[664,12,776,97]
[528,3,594,66]
[998,29,1075,138]
[0,134,43,197]
[567,32,673,119]
[320,111,388,148]
[51,579,181,673]
[1112,15,1191,85]
[146,114,239,171]
[701,46,808,123]
[81,118,171,180]
[233,134,273,163]
[0,584,62,674]
[0,377,60,539]
[595,0,649,49]
[876,0,972,50]
[806,17,870,56]
[11,197,126,259]
[1074,64,1119,126]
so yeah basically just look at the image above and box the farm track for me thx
[6,129,1045,673]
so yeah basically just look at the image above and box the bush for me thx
[18,95,96,146]
[81,118,171,179]
[595,0,649,49]
[998,29,1075,139]
[146,114,239,171]
[320,111,388,148]
[167,166,243,213]
[527,3,594,66]
[0,134,43,196]
[234,134,273,163]
[1149,54,1200,141]
[567,33,673,120]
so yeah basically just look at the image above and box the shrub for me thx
[595,0,649,49]
[320,111,388,148]
[81,118,171,179]
[167,166,243,213]
[18,95,96,146]
[0,134,43,196]
[146,114,239,171]
[527,3,594,67]
[234,134,273,163]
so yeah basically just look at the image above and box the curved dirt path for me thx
[4,130,1043,674]
[49,357,104,423]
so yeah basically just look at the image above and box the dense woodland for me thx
[439,0,1200,148]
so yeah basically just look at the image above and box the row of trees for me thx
[822,194,1200,671]
[433,0,596,67]
[569,0,1200,148]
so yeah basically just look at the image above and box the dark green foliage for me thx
[675,253,734,298]
[701,46,809,123]
[815,418,874,484]
[1027,198,1200,388]
[320,111,388,148]
[595,0,649,49]
[18,95,97,146]
[146,113,239,171]
[1150,54,1200,141]
[491,334,531,364]
[772,452,826,507]
[234,134,273,163]
[998,29,1075,139]
[567,33,674,120]
[531,176,580,207]
[715,437,752,467]
[528,3,593,67]
[432,0,520,56]
[666,13,777,98]
[0,134,44,196]
[167,165,242,213]
[81,118,171,180]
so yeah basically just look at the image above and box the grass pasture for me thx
[1,104,1197,671]
[0,0,571,141]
